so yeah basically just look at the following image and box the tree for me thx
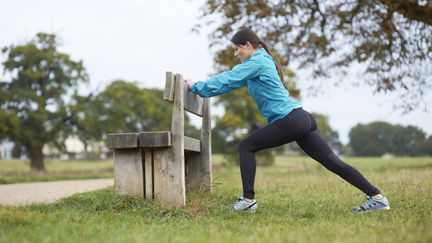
[349,122,395,156]
[0,33,88,172]
[95,80,173,134]
[196,0,432,111]
[392,125,428,156]
[11,144,24,159]
[421,136,432,155]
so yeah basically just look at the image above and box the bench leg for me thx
[152,148,186,206]
[186,152,212,193]
[113,149,144,197]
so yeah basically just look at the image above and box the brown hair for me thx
[231,27,286,89]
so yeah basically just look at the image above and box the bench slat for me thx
[184,136,201,152]
[107,133,140,149]
[139,132,200,152]
[139,131,171,148]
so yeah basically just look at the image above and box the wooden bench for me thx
[107,72,211,207]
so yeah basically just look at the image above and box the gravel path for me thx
[0,178,114,207]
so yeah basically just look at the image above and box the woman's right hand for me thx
[184,78,194,90]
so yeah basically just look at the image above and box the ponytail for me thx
[258,41,287,90]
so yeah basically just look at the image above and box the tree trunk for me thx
[28,147,46,173]
[83,140,89,160]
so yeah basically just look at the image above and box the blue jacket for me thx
[191,48,302,124]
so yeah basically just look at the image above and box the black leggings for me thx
[238,108,381,199]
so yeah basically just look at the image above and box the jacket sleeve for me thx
[191,58,261,98]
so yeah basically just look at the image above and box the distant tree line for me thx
[349,121,432,156]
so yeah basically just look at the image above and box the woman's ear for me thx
[245,41,252,50]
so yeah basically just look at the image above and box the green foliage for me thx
[349,121,431,156]
[11,144,23,159]
[1,157,431,242]
[0,33,88,171]
[196,0,432,111]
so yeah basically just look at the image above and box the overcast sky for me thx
[1,0,431,144]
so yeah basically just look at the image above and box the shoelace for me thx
[361,196,377,209]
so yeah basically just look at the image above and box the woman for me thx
[184,27,390,213]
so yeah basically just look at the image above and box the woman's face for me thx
[232,42,256,63]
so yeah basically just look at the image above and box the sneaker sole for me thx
[231,207,258,213]
[352,205,390,213]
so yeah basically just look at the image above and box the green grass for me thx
[0,159,113,184]
[0,156,431,242]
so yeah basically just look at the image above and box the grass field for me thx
[0,159,113,184]
[0,156,431,242]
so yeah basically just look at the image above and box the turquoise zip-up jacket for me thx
[191,48,302,124]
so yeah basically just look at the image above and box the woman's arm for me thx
[188,58,261,98]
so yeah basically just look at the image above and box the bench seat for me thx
[107,132,201,152]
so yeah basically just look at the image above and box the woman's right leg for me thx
[238,109,311,199]
[295,112,381,196]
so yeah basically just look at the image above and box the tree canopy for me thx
[196,0,432,111]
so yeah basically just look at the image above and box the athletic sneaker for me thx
[232,196,258,212]
[352,196,390,212]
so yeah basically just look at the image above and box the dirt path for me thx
[0,178,114,206]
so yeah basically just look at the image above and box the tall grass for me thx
[0,156,431,242]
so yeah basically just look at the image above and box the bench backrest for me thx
[163,72,204,117]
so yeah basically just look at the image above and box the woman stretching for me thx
[184,27,390,213]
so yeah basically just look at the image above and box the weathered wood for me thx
[144,149,153,200]
[140,131,171,148]
[184,136,201,152]
[156,73,186,206]
[163,71,175,102]
[108,71,212,207]
[163,71,204,117]
[152,147,172,204]
[183,83,204,117]
[185,98,212,192]
[107,133,139,149]
[139,132,199,152]
[200,98,212,192]
[113,149,144,197]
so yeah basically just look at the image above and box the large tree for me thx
[196,0,432,111]
[0,33,88,172]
